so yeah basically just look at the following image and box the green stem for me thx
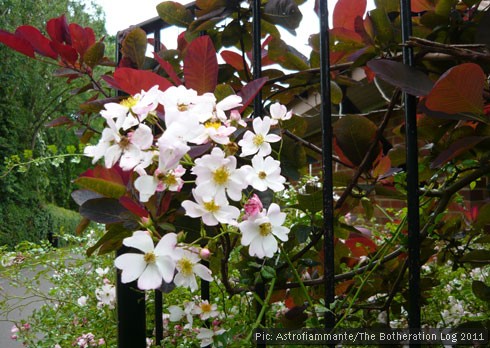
[334,215,407,328]
[281,246,320,326]
[245,277,277,343]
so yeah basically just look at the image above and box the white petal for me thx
[104,145,122,168]
[134,175,158,202]
[131,124,154,149]
[137,263,162,290]
[154,233,177,256]
[115,253,146,283]
[261,234,278,257]
[193,263,213,282]
[123,231,154,253]
[156,256,176,283]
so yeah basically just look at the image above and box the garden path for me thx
[0,265,53,347]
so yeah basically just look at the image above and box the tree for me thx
[0,0,106,247]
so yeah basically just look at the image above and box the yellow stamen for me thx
[144,252,156,264]
[213,166,229,185]
[253,134,264,146]
[177,257,194,276]
[259,222,272,237]
[258,171,267,179]
[120,96,139,108]
[205,120,222,130]
[204,200,220,213]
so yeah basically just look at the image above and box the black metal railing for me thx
[115,0,421,346]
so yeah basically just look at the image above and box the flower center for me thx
[157,172,177,187]
[200,302,212,313]
[177,103,188,112]
[258,171,267,179]
[205,120,221,130]
[259,222,272,237]
[144,251,156,264]
[119,136,131,149]
[120,96,139,108]
[203,200,220,213]
[253,134,264,146]
[212,166,230,185]
[177,257,194,276]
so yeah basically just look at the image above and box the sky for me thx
[88,0,375,55]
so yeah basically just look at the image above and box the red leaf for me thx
[103,68,173,95]
[119,196,149,218]
[183,35,218,94]
[425,63,485,115]
[237,77,269,113]
[333,0,367,31]
[411,0,434,12]
[50,41,78,65]
[15,26,57,59]
[345,236,377,258]
[153,52,182,86]
[221,50,249,72]
[330,27,363,43]
[69,23,95,58]
[0,29,35,58]
[46,15,71,44]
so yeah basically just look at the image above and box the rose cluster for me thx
[84,85,293,290]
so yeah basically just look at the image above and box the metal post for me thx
[400,0,421,332]
[319,0,336,330]
[115,39,147,347]
[116,248,146,348]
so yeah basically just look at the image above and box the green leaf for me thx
[86,223,132,256]
[472,280,490,302]
[263,0,303,35]
[261,265,276,280]
[460,250,490,265]
[83,41,104,68]
[291,224,311,243]
[297,189,323,213]
[330,81,343,105]
[74,177,126,199]
[121,28,147,69]
[156,2,194,28]
[368,8,394,43]
[268,37,309,71]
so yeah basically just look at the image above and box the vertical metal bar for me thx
[252,0,262,118]
[319,0,336,330]
[400,0,421,331]
[252,1,266,347]
[155,290,163,345]
[116,249,146,348]
[115,37,147,348]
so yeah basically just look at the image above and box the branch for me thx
[406,37,490,65]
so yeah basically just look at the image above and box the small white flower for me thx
[77,295,88,307]
[173,249,213,292]
[182,189,240,226]
[243,155,285,192]
[114,231,177,290]
[192,300,220,320]
[238,116,281,157]
[238,203,289,258]
[269,102,292,125]
[192,147,247,201]
[197,327,226,347]
[95,284,116,309]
